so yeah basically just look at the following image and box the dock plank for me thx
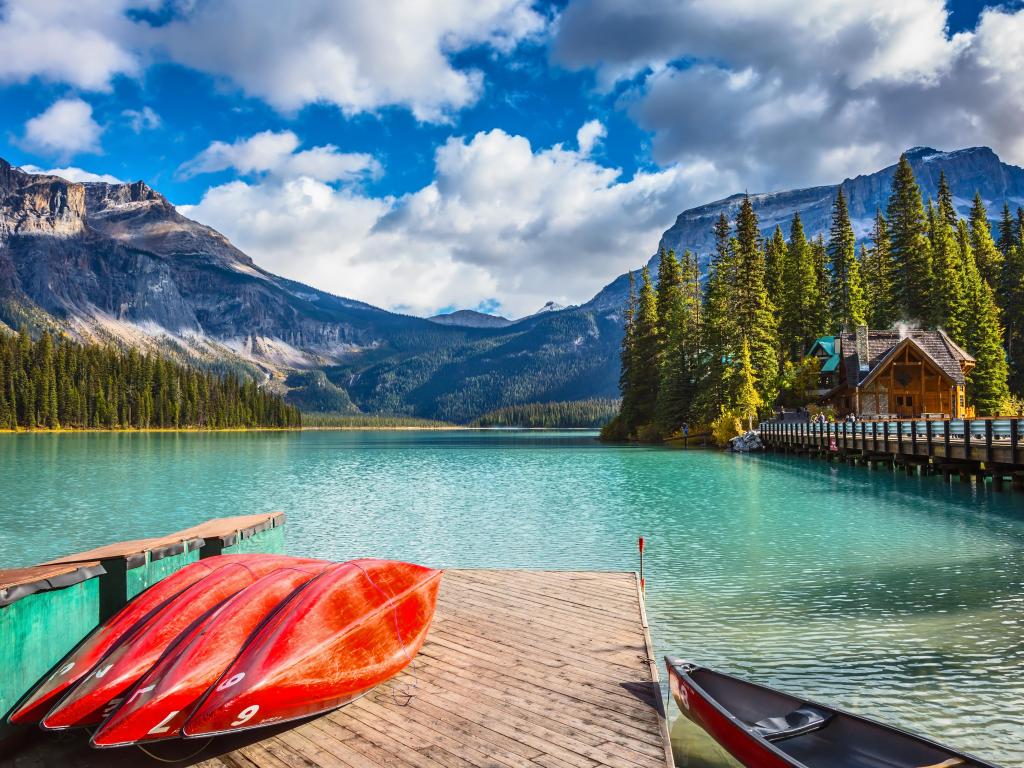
[2,570,672,768]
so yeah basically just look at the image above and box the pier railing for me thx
[758,417,1024,466]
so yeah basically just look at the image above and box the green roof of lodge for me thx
[811,336,835,356]
[808,336,840,373]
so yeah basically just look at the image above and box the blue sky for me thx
[1,1,1021,317]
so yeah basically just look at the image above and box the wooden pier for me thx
[760,417,1024,485]
[4,570,673,768]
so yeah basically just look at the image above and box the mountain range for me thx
[2,147,1022,421]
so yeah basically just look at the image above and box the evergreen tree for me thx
[969,192,1002,288]
[930,211,967,343]
[764,225,787,314]
[998,202,1016,259]
[826,187,866,332]
[616,271,638,431]
[702,214,740,415]
[862,209,897,328]
[655,248,683,356]
[969,282,1011,415]
[731,195,780,404]
[886,154,933,321]
[936,171,958,229]
[959,222,1010,414]
[735,338,763,431]
[780,212,817,359]
[810,235,831,341]
[656,249,702,434]
[630,267,660,429]
[1003,241,1024,391]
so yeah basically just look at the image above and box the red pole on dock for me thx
[638,537,645,591]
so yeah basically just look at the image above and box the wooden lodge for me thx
[810,326,974,419]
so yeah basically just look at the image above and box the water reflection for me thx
[670,711,740,767]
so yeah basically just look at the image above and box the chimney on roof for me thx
[855,324,869,372]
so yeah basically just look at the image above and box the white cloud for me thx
[0,0,140,90]
[21,98,104,159]
[152,0,546,121]
[576,119,606,156]
[181,126,735,317]
[178,130,382,183]
[553,0,1024,188]
[0,1,545,121]
[122,106,161,133]
[19,164,124,184]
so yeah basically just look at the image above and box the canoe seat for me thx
[751,704,832,742]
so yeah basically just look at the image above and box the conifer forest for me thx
[606,153,1022,441]
[0,330,301,430]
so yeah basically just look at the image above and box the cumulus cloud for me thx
[553,0,1024,188]
[0,1,544,121]
[122,106,160,133]
[0,0,140,90]
[576,119,606,156]
[19,164,124,184]
[152,0,546,121]
[178,130,382,183]
[181,127,735,317]
[21,98,104,159]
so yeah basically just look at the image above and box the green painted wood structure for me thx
[0,512,286,752]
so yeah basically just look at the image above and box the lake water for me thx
[1,430,1022,765]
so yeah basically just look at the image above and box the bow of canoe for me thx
[182,559,442,737]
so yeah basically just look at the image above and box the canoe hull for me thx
[90,564,328,747]
[8,554,302,725]
[665,658,1002,768]
[30,555,323,730]
[182,559,442,738]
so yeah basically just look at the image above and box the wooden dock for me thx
[5,569,673,768]
[760,417,1024,485]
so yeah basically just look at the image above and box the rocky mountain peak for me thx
[0,159,86,238]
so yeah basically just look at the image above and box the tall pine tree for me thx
[826,187,866,332]
[862,209,897,328]
[969,192,1002,288]
[886,153,933,321]
[630,266,660,429]
[930,209,967,343]
[780,212,817,359]
[959,221,1010,414]
[764,225,787,316]
[731,195,779,405]
[656,250,703,434]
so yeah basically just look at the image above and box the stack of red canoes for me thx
[8,554,442,748]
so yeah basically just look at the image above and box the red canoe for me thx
[91,564,328,747]
[8,554,307,725]
[665,658,1002,768]
[41,556,319,730]
[182,559,442,737]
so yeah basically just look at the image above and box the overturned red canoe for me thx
[182,559,442,737]
[41,556,320,730]
[91,564,328,747]
[8,554,305,725]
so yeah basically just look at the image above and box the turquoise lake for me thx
[0,430,1021,765]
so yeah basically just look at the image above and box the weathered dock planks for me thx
[4,570,673,768]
